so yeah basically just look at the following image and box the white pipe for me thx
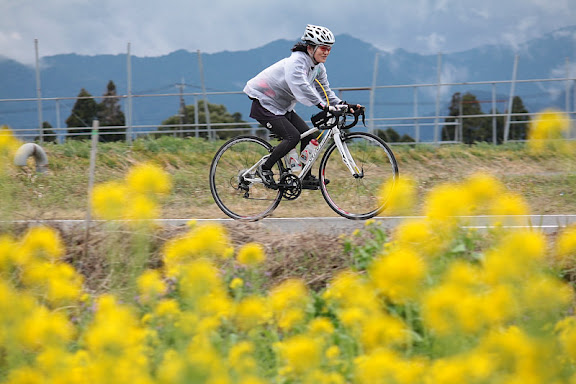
[14,143,48,173]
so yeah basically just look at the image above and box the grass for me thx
[3,137,576,221]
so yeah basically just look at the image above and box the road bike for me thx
[209,106,399,221]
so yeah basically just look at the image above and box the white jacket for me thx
[243,51,342,115]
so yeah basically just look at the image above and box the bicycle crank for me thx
[278,173,302,200]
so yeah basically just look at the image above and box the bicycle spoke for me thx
[210,136,282,220]
[319,133,398,219]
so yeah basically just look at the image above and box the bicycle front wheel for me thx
[319,132,399,220]
[209,136,282,220]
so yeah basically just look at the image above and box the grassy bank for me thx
[3,136,576,221]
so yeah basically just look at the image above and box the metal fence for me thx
[2,47,575,145]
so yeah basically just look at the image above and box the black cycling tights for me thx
[259,111,312,171]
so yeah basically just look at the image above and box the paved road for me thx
[11,214,576,235]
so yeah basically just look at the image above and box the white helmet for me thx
[301,24,335,46]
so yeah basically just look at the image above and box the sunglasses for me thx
[317,45,332,53]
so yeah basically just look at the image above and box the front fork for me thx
[333,129,363,178]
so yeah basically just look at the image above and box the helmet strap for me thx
[307,45,319,65]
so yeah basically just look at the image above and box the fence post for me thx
[504,54,519,143]
[369,53,379,135]
[433,52,442,144]
[126,42,133,144]
[492,83,497,144]
[413,86,419,142]
[35,39,44,144]
[84,119,99,258]
[197,50,212,140]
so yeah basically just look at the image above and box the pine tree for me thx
[443,92,489,144]
[65,88,98,140]
[159,100,250,139]
[507,96,530,141]
[97,80,126,142]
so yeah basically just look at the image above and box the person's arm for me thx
[284,55,326,107]
[313,66,342,107]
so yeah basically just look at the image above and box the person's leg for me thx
[285,111,312,153]
[260,117,300,171]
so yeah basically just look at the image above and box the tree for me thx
[507,96,530,141]
[159,100,250,139]
[376,128,415,143]
[97,80,126,142]
[65,88,98,140]
[34,121,57,143]
[443,92,491,144]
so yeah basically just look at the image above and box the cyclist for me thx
[243,24,362,189]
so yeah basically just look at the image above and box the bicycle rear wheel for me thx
[319,132,399,220]
[209,136,282,220]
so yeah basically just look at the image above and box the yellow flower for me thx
[91,181,128,220]
[229,341,257,374]
[360,313,410,351]
[234,295,271,330]
[19,226,64,261]
[0,125,21,157]
[326,345,340,360]
[393,219,445,257]
[520,275,573,315]
[17,306,74,349]
[137,269,166,303]
[21,261,84,305]
[421,283,466,335]
[528,109,571,153]
[230,277,244,290]
[269,278,309,330]
[154,299,181,319]
[368,246,426,303]
[0,234,17,271]
[556,317,576,360]
[163,223,231,276]
[276,335,322,374]
[555,225,576,264]
[83,294,147,357]
[464,172,503,210]
[380,175,417,215]
[488,192,530,221]
[483,230,546,284]
[178,259,223,300]
[307,317,335,337]
[125,162,172,196]
[124,194,159,222]
[197,290,233,319]
[323,271,380,314]
[237,242,266,266]
[424,183,474,222]
[355,349,427,384]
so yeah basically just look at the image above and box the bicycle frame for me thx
[242,120,363,186]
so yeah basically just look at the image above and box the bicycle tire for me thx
[319,132,399,220]
[209,135,282,221]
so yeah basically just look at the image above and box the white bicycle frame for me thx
[243,122,362,185]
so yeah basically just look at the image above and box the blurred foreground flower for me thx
[126,162,172,196]
[237,242,266,267]
[379,176,417,215]
[528,109,572,153]
[91,162,171,226]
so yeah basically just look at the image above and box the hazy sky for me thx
[1,0,575,65]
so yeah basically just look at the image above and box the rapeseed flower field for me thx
[1,112,576,383]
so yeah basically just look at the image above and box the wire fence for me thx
[1,49,575,145]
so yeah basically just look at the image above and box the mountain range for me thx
[1,25,575,140]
